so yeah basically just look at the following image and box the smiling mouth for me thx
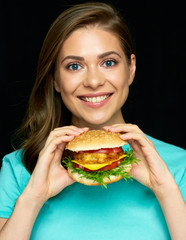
[79,94,112,103]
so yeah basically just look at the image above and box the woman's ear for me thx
[53,78,61,93]
[128,54,136,86]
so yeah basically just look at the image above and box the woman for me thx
[0,2,185,239]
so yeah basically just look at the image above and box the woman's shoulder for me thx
[147,135,185,158]
[0,150,30,218]
[1,149,30,190]
[2,149,24,170]
[147,134,186,179]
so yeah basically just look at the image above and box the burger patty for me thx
[73,151,124,164]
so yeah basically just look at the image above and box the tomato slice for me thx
[77,147,123,154]
[73,163,93,172]
[99,159,123,171]
[73,158,124,172]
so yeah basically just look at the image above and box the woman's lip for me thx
[78,92,113,98]
[78,93,113,108]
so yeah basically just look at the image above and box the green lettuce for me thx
[62,150,139,188]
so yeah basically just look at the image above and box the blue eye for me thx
[103,60,116,68]
[68,63,81,71]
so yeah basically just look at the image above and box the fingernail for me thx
[103,126,110,130]
[82,127,89,131]
[120,134,127,139]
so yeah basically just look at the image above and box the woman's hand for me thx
[104,124,186,239]
[103,124,175,194]
[23,126,89,205]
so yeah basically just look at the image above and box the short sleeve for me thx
[0,155,22,218]
[179,167,186,202]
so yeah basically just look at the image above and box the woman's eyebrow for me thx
[61,55,84,64]
[97,51,122,59]
[61,51,122,64]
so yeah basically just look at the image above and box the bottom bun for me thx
[68,165,132,186]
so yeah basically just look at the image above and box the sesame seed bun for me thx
[66,130,127,152]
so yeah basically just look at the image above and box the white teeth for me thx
[81,94,110,103]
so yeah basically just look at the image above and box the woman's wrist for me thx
[153,176,186,240]
[152,173,178,201]
[20,189,46,212]
[0,192,44,239]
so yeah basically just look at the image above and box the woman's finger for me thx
[39,135,75,166]
[120,132,149,147]
[53,125,88,134]
[45,126,89,146]
[127,139,144,156]
[45,128,81,146]
[104,124,152,145]
[103,124,143,135]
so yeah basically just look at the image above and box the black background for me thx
[0,0,185,167]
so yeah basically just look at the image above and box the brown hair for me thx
[16,2,135,173]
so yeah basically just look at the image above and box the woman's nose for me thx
[83,68,105,89]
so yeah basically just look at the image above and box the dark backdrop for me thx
[0,0,185,167]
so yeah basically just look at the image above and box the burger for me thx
[63,130,137,187]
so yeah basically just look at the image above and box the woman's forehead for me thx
[59,27,125,58]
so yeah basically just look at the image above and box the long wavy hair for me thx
[16,2,135,173]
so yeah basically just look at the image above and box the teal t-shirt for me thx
[0,135,186,240]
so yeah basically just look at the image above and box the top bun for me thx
[66,130,127,152]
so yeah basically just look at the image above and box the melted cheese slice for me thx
[72,154,126,170]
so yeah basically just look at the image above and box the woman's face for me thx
[54,27,136,129]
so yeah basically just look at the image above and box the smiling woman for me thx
[0,2,186,240]
[13,3,136,173]
[54,27,135,128]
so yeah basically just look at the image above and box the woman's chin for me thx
[72,109,124,129]
[76,116,115,129]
